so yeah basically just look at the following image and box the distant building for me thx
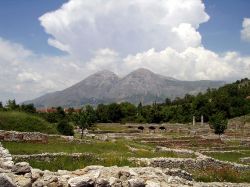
[64,108,81,113]
[37,107,81,113]
[36,108,57,113]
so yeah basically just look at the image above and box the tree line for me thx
[0,78,249,137]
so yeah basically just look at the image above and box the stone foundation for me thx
[0,130,48,143]
[131,150,250,173]
[1,143,250,186]
[13,152,97,162]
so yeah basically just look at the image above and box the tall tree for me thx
[209,112,228,139]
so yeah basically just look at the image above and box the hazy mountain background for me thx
[25,68,225,108]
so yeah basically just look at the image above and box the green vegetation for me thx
[2,139,192,158]
[205,150,250,164]
[3,138,194,171]
[72,105,96,138]
[57,120,74,136]
[209,112,228,137]
[0,111,58,134]
[90,78,250,124]
[193,167,250,183]
[14,155,133,172]
[0,78,249,135]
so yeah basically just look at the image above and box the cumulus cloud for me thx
[0,37,87,103]
[1,0,250,103]
[39,0,209,58]
[120,47,250,81]
[241,18,250,42]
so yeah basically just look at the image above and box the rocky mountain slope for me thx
[25,68,225,107]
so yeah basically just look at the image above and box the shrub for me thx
[57,120,74,136]
[209,112,228,137]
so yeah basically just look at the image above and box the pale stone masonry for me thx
[0,130,48,143]
[1,143,250,186]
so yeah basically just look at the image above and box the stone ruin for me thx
[1,143,250,186]
[0,130,48,144]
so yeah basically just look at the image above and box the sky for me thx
[0,0,250,103]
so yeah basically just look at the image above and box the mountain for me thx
[25,68,225,108]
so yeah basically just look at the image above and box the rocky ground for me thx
[1,143,250,187]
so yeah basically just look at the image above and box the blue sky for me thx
[0,0,250,102]
[0,0,66,55]
[200,0,250,55]
[0,0,249,56]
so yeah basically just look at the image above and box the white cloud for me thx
[171,23,202,50]
[0,37,86,103]
[120,47,250,81]
[39,0,209,58]
[1,0,250,103]
[241,18,250,42]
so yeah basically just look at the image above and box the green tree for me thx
[120,102,137,122]
[73,107,97,139]
[165,98,171,105]
[209,112,228,138]
[107,103,122,122]
[57,120,74,136]
[20,104,36,113]
[73,112,87,139]
[137,102,143,116]
[6,99,19,110]
[96,104,109,122]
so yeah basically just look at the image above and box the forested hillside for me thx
[93,78,250,124]
[0,78,249,125]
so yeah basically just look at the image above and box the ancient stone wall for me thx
[0,130,48,143]
[0,143,250,186]
[131,149,250,173]
[12,152,96,162]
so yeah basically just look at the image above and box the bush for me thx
[209,112,228,137]
[57,120,74,136]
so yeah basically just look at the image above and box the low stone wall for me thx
[0,143,250,186]
[131,152,250,173]
[240,157,250,164]
[0,130,48,143]
[13,152,97,162]
[155,146,196,158]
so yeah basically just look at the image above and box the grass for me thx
[205,150,250,164]
[3,138,194,171]
[92,123,139,133]
[0,111,58,134]
[193,167,250,183]
[15,155,134,171]
[2,139,193,158]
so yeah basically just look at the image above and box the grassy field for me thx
[93,123,130,132]
[204,150,250,164]
[3,138,195,171]
[15,155,134,171]
[193,167,250,183]
[0,111,58,134]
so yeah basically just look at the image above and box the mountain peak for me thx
[131,68,155,75]
[93,69,117,76]
[25,68,225,108]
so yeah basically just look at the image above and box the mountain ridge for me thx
[25,68,225,108]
